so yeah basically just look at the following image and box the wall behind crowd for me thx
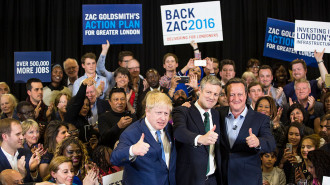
[1,0,329,100]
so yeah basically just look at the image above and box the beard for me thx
[173,96,187,107]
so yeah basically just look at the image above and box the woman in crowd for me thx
[92,145,121,176]
[242,71,256,87]
[22,119,40,151]
[43,64,71,106]
[307,149,330,185]
[113,67,135,113]
[54,137,90,185]
[277,122,304,184]
[314,92,330,133]
[260,152,286,185]
[295,134,321,184]
[288,103,314,135]
[255,96,286,148]
[54,92,71,121]
[44,156,99,185]
[40,120,70,178]
[272,63,290,88]
[0,93,19,119]
[246,58,261,78]
[65,78,92,142]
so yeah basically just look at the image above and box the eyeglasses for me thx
[19,110,34,115]
[68,129,79,135]
[127,67,140,70]
[219,93,226,97]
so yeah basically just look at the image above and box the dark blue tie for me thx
[156,130,166,163]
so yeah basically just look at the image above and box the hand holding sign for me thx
[246,128,260,148]
[132,133,150,156]
[198,125,218,146]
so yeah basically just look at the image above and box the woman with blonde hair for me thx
[22,119,40,151]
[44,156,98,185]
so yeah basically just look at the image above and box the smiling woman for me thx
[54,137,90,185]
[43,64,72,106]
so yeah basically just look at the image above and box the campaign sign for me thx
[14,52,51,83]
[82,4,143,45]
[161,1,223,45]
[102,170,123,185]
[295,20,330,53]
[263,18,317,67]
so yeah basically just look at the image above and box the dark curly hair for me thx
[54,137,89,178]
[307,149,330,184]
[92,145,117,174]
[287,103,309,125]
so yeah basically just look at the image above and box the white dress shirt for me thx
[194,101,216,176]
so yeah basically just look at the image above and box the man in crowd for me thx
[16,101,35,122]
[73,51,108,99]
[26,78,52,123]
[173,75,222,185]
[294,78,324,128]
[111,91,176,185]
[85,84,110,126]
[63,58,79,92]
[219,59,236,86]
[217,78,276,185]
[98,88,137,149]
[258,65,287,107]
[136,69,169,118]
[284,49,328,101]
[247,81,263,110]
[0,118,41,182]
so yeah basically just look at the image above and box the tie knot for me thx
[156,130,161,137]
[204,112,209,118]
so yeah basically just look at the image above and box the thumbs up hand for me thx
[132,133,150,156]
[246,128,260,148]
[197,125,218,146]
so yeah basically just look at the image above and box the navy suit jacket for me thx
[96,98,111,115]
[217,106,276,185]
[110,118,176,185]
[172,104,222,185]
[0,148,38,183]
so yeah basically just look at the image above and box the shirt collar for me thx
[194,101,211,116]
[228,105,248,118]
[1,147,19,159]
[150,86,161,91]
[145,117,163,133]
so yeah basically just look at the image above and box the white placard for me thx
[294,20,330,53]
[323,176,330,185]
[102,170,123,185]
[161,1,223,45]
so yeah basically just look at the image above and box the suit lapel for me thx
[189,104,206,135]
[219,107,230,150]
[0,148,13,170]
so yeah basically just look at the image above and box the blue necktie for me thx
[156,130,166,164]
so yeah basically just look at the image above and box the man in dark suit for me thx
[0,118,41,183]
[136,68,169,119]
[173,75,222,185]
[217,78,276,185]
[110,91,176,185]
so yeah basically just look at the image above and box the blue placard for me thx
[14,52,51,83]
[82,4,143,45]
[263,18,317,67]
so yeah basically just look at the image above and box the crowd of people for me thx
[0,41,329,185]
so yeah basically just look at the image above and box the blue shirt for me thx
[225,106,248,148]
[72,73,108,99]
